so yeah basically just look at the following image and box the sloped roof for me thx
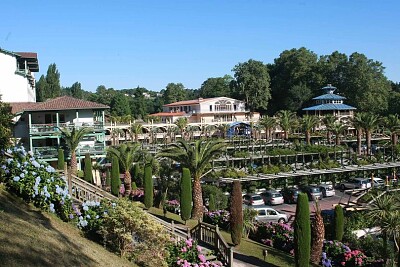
[9,96,109,114]
[303,103,356,111]
[148,112,186,117]
[313,93,346,100]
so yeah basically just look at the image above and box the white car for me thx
[249,206,288,223]
[242,194,264,206]
[340,178,371,190]
[319,184,335,197]
[369,177,385,188]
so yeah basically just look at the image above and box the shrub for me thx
[111,156,120,196]
[202,184,228,211]
[84,153,93,183]
[57,148,65,170]
[203,210,230,229]
[230,180,243,246]
[250,222,294,253]
[334,205,344,241]
[165,199,180,214]
[143,164,153,209]
[294,193,310,267]
[180,168,192,222]
[208,194,216,212]
[2,146,72,220]
[99,198,170,267]
[166,238,222,267]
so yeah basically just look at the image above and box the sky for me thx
[1,1,399,92]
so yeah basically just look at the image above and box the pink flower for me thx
[181,246,187,252]
[198,254,206,263]
[341,262,346,266]
[185,239,193,248]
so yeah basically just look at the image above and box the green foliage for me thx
[180,168,192,221]
[202,185,228,211]
[0,99,12,149]
[294,193,311,267]
[198,75,232,98]
[232,151,250,158]
[99,198,170,266]
[230,180,243,246]
[208,194,216,212]
[334,205,344,241]
[83,153,93,183]
[105,168,111,187]
[111,156,120,196]
[57,149,65,170]
[162,83,187,104]
[242,208,257,238]
[143,164,153,209]
[36,63,61,102]
[266,148,296,156]
[110,93,131,117]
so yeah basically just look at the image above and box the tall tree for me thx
[111,93,131,117]
[294,193,311,267]
[59,127,91,175]
[276,110,297,140]
[36,63,61,101]
[0,98,12,149]
[310,202,325,264]
[144,163,153,209]
[180,168,192,223]
[330,122,347,146]
[70,82,83,99]
[111,155,121,196]
[198,75,232,98]
[174,117,188,139]
[334,205,344,241]
[57,148,65,170]
[231,59,271,112]
[107,143,142,196]
[384,114,400,153]
[230,180,243,246]
[301,115,319,145]
[259,116,277,140]
[351,113,364,155]
[322,114,337,144]
[157,139,226,219]
[162,83,187,104]
[129,123,143,142]
[83,153,93,183]
[359,113,380,155]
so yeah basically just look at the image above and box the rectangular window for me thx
[209,105,212,111]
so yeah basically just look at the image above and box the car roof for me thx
[353,177,369,181]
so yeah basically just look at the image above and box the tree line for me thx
[36,47,400,119]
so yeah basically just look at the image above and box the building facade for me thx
[0,48,38,102]
[10,96,109,166]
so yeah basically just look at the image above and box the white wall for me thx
[0,52,36,102]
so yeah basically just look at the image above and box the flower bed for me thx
[203,210,230,229]
[250,221,294,254]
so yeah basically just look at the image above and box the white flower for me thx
[13,176,20,182]
[83,205,89,211]
[49,203,55,213]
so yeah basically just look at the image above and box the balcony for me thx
[33,144,106,160]
[30,122,105,135]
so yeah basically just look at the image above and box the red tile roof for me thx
[9,96,109,114]
[164,98,213,107]
[15,52,38,59]
[148,112,186,117]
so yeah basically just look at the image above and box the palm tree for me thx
[301,115,320,145]
[360,113,380,155]
[107,142,142,196]
[351,113,364,155]
[330,122,347,146]
[322,114,337,144]
[175,117,188,140]
[259,116,277,140]
[384,114,400,155]
[157,139,227,219]
[110,128,124,146]
[129,122,143,142]
[366,194,400,263]
[277,110,296,140]
[218,124,230,139]
[59,127,91,175]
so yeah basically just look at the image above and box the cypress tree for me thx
[294,193,311,267]
[230,180,243,246]
[208,194,216,212]
[83,153,93,183]
[334,205,344,241]
[105,168,111,187]
[180,168,192,222]
[57,148,65,170]
[111,156,120,196]
[144,164,153,209]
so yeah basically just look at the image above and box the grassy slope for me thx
[0,187,135,267]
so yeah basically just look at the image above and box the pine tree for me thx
[208,194,216,212]
[180,168,192,222]
[294,193,311,267]
[57,149,65,170]
[83,153,93,183]
[144,164,153,209]
[230,180,243,246]
[334,205,344,241]
[111,156,120,196]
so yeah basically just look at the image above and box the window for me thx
[258,210,266,216]
[267,210,277,215]
[234,104,237,111]
[210,105,212,111]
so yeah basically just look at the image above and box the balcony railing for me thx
[33,144,106,159]
[30,123,104,135]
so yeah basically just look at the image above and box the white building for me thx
[149,97,259,124]
[0,48,39,102]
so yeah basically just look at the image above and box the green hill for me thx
[0,186,135,267]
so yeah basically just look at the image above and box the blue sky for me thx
[1,1,399,92]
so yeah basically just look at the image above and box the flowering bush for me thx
[203,210,230,229]
[250,221,294,253]
[165,199,180,214]
[131,188,144,201]
[1,146,72,220]
[167,238,222,267]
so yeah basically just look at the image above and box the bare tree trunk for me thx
[124,171,132,196]
[71,151,78,176]
[357,129,362,155]
[367,131,372,155]
[192,177,204,220]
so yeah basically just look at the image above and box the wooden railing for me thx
[190,221,233,267]
[70,174,117,203]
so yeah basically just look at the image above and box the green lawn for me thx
[148,207,295,267]
[0,186,136,267]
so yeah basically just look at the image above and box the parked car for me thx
[319,183,335,197]
[300,185,322,201]
[340,178,371,190]
[248,206,288,223]
[243,194,264,206]
[261,190,284,205]
[281,187,301,204]
[369,177,385,188]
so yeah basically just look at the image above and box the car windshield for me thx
[311,187,320,193]
[252,195,262,201]
[272,193,282,197]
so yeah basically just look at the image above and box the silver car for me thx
[319,184,335,197]
[249,206,288,223]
